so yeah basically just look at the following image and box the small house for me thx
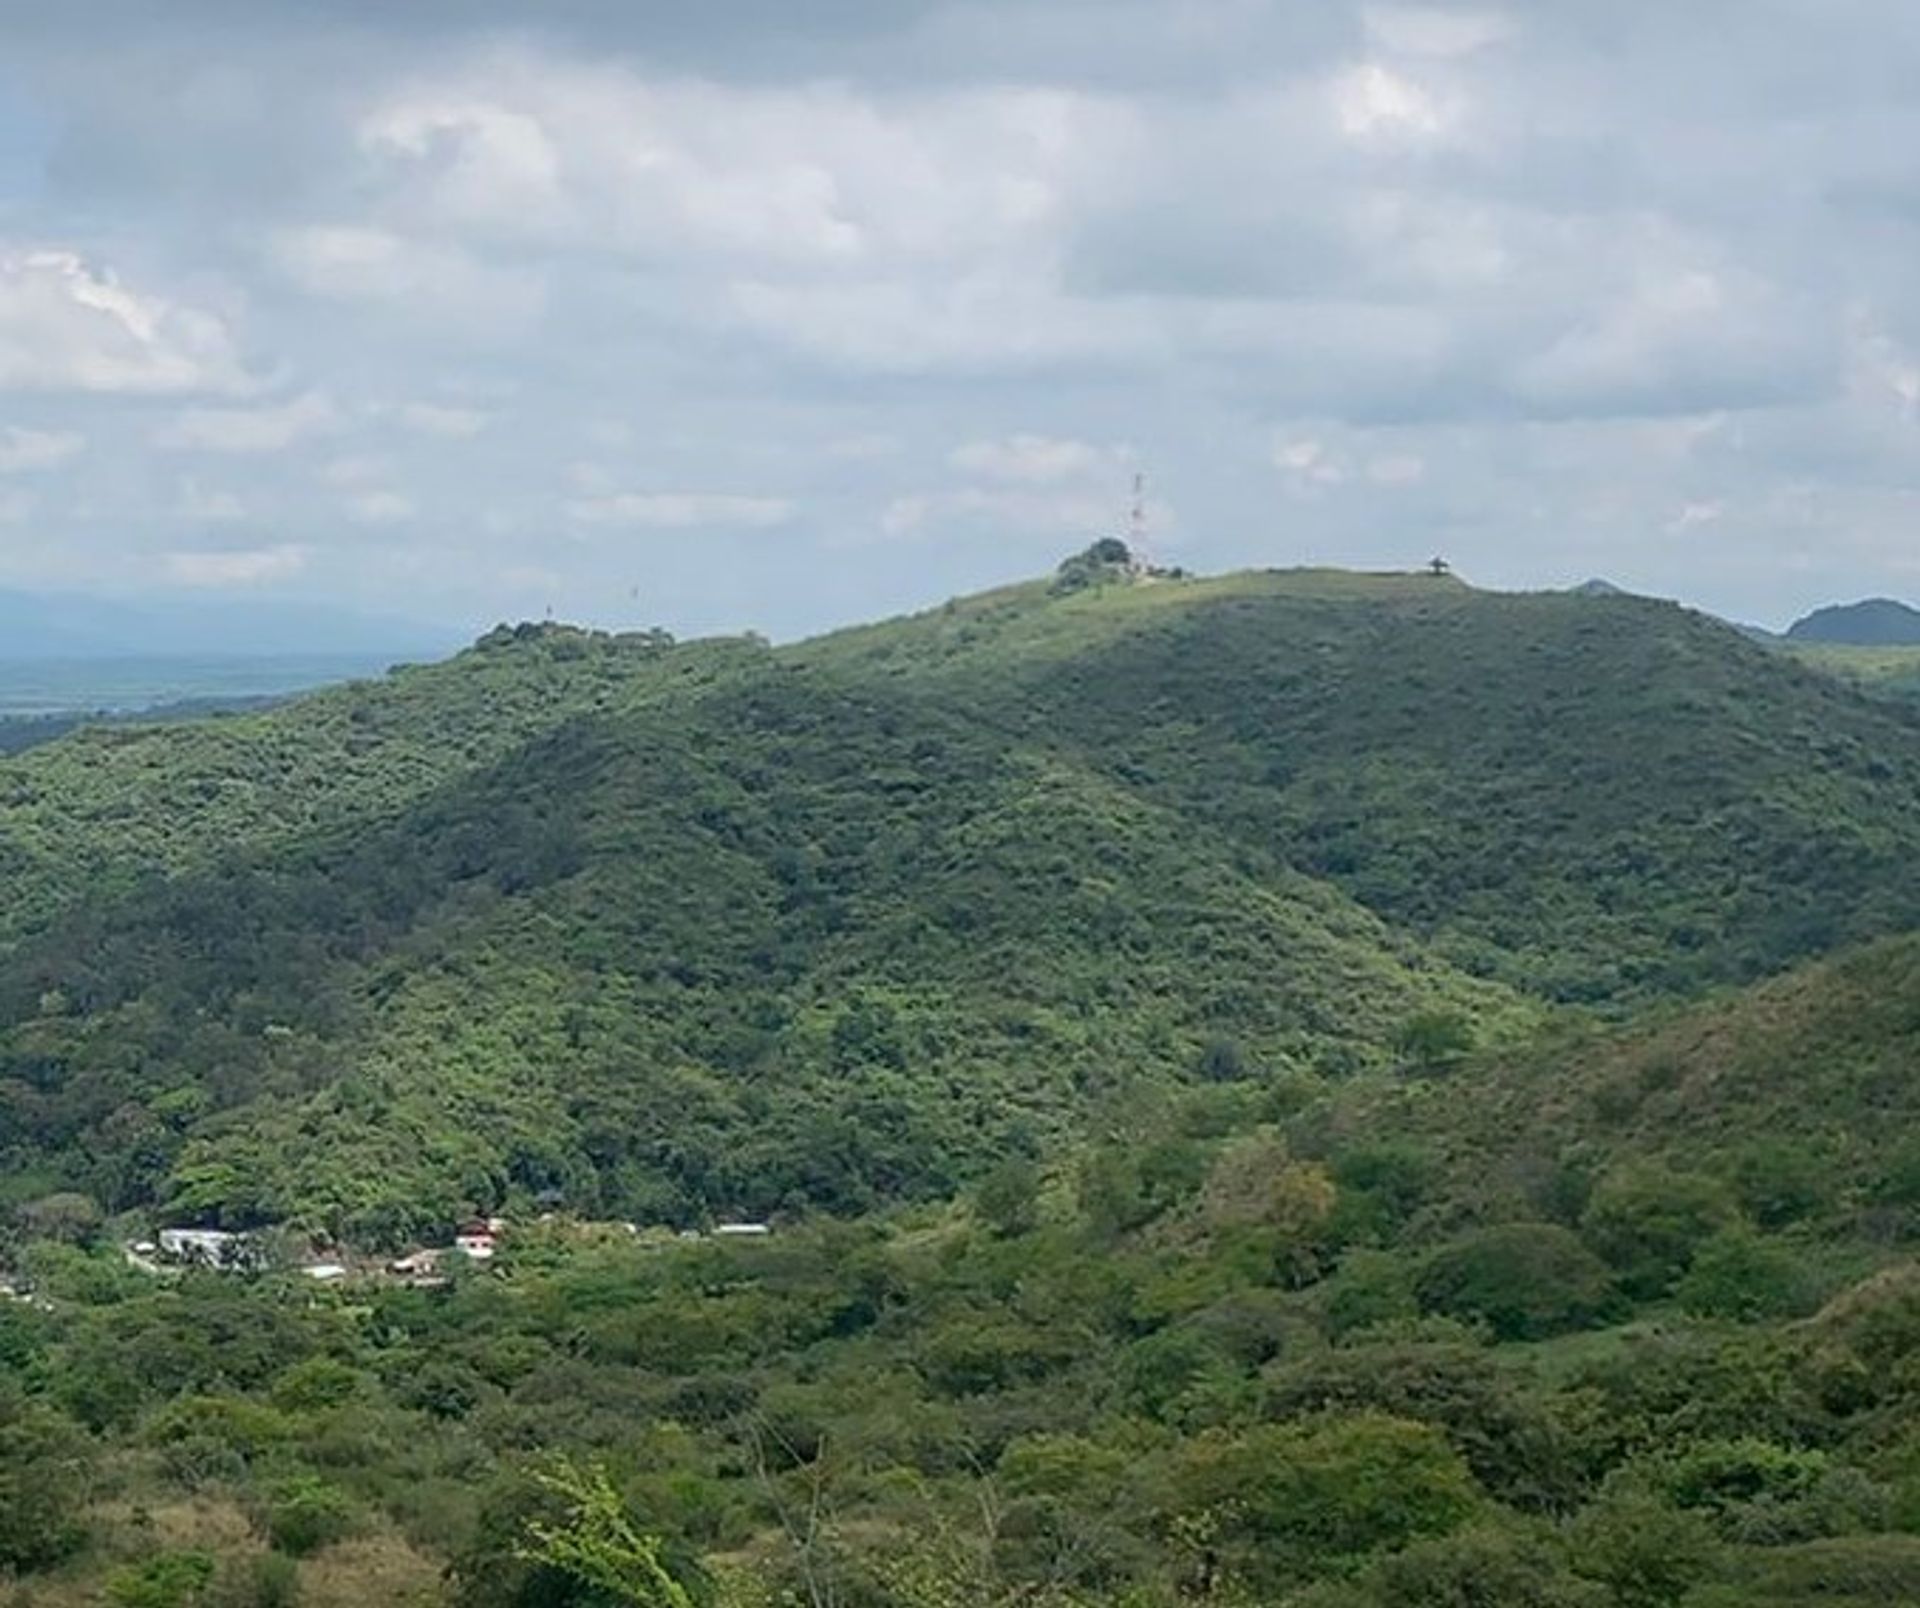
[454,1223,497,1261]
[714,1222,771,1238]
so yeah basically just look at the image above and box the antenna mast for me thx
[1129,471,1151,574]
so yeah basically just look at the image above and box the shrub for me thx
[1416,1224,1619,1341]
[1324,1250,1421,1339]
[974,1158,1042,1238]
[106,1550,218,1607]
[263,1473,359,1556]
[1165,1413,1482,1591]
[1362,1524,1605,1607]
[0,1390,94,1571]
[1566,1483,1717,1608]
[1677,1230,1818,1321]
[1579,1168,1739,1298]
[1729,1141,1830,1229]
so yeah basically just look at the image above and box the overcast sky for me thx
[2,0,1918,640]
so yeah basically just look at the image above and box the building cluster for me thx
[112,1214,773,1286]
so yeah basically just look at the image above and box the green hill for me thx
[5,567,1920,1237]
[1316,931,1920,1245]
[1783,640,1920,705]
[1786,598,1920,646]
[7,563,1920,1608]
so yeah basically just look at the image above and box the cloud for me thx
[565,492,795,528]
[1362,7,1511,59]
[7,1,1920,634]
[176,478,248,522]
[164,544,309,586]
[1274,437,1348,487]
[949,433,1119,483]
[346,490,416,524]
[0,426,84,473]
[397,401,489,437]
[0,249,247,395]
[352,65,1121,270]
[877,484,1135,542]
[1330,63,1452,140]
[271,225,546,325]
[1668,500,1725,533]
[1367,453,1426,485]
[157,391,341,453]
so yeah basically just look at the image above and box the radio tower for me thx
[1129,471,1152,576]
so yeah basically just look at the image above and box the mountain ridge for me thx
[1785,596,1920,646]
[6,564,1920,1237]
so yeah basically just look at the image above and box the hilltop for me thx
[1787,597,1920,646]
[5,563,1920,1239]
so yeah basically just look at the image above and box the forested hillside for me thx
[3,563,1920,1606]
[5,571,1920,1236]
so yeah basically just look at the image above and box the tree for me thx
[1675,1230,1815,1321]
[1362,1524,1605,1607]
[1049,539,1134,595]
[1416,1223,1619,1341]
[1566,1484,1716,1608]
[1394,1012,1474,1074]
[974,1159,1041,1238]
[17,1190,102,1245]
[518,1457,699,1608]
[1165,1413,1482,1592]
[1580,1168,1738,1298]
[263,1473,359,1556]
[1323,1249,1420,1338]
[1195,1037,1251,1084]
[0,1388,93,1572]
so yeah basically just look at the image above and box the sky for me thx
[2,0,1919,642]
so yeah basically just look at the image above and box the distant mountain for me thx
[0,588,456,659]
[1785,596,1920,645]
[1569,577,1629,597]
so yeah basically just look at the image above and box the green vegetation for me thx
[1780,642,1920,705]
[2,564,1920,1603]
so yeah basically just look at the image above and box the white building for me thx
[158,1228,244,1265]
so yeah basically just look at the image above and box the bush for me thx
[1416,1224,1619,1341]
[1395,1012,1475,1074]
[1362,1524,1605,1606]
[1730,1141,1830,1229]
[1566,1483,1717,1608]
[0,1389,94,1571]
[244,1551,302,1608]
[1165,1413,1482,1591]
[106,1550,218,1607]
[1579,1168,1739,1298]
[1324,1250,1420,1338]
[263,1473,359,1556]
[1662,1438,1829,1514]
[1677,1231,1818,1321]
[974,1158,1041,1238]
